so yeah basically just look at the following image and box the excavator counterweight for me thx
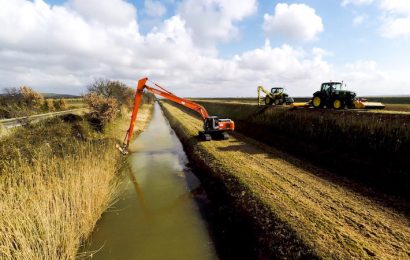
[119,77,235,154]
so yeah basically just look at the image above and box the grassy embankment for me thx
[161,101,410,259]
[0,99,153,259]
[193,101,410,199]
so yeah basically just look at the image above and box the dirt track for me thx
[162,102,410,259]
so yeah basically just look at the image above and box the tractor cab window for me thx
[333,83,343,91]
[271,88,284,94]
[322,83,342,94]
[322,84,331,93]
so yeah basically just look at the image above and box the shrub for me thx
[42,99,55,112]
[0,86,45,117]
[84,92,119,129]
[19,86,44,109]
[87,79,134,108]
[53,98,67,110]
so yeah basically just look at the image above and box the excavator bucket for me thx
[353,100,385,109]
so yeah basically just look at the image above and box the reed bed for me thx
[0,91,153,259]
[0,116,124,259]
[0,142,120,259]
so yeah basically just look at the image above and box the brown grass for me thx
[161,101,410,259]
[0,101,153,259]
[0,143,120,259]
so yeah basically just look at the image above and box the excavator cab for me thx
[204,116,219,130]
[200,116,234,141]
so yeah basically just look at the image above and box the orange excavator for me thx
[119,77,235,154]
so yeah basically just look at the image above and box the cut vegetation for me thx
[161,101,410,259]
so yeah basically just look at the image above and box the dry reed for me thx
[0,141,121,259]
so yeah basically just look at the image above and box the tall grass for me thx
[0,117,122,259]
[0,93,154,259]
[0,142,120,259]
[0,122,5,136]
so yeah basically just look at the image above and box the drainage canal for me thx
[82,103,256,259]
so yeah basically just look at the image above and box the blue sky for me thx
[0,0,409,96]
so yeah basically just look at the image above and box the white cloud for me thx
[380,17,410,38]
[67,0,137,27]
[379,0,410,15]
[341,0,374,7]
[177,0,257,47]
[144,0,166,17]
[0,0,407,97]
[379,0,410,38]
[342,60,384,82]
[353,14,367,25]
[339,60,410,96]
[0,0,332,97]
[263,3,324,42]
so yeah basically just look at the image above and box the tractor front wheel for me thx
[265,96,273,105]
[333,99,343,109]
[274,98,281,105]
[312,96,322,108]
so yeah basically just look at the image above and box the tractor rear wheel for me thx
[265,96,273,105]
[312,96,323,108]
[333,99,342,109]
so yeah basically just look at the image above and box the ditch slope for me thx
[161,102,410,259]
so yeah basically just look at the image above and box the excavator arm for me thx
[257,86,272,106]
[119,77,234,154]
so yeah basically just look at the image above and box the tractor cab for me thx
[321,82,343,95]
[271,87,285,94]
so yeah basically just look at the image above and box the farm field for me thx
[64,98,86,109]
[161,101,410,259]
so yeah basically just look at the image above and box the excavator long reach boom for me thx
[119,77,235,154]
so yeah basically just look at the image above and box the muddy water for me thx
[83,103,217,259]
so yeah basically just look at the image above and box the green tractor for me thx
[257,86,294,106]
[311,82,357,109]
[291,81,386,109]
